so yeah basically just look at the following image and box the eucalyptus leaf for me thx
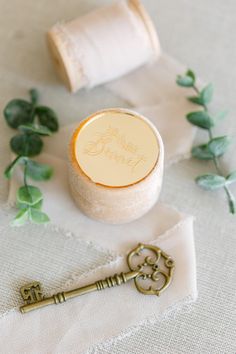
[200,83,213,105]
[16,199,43,211]
[35,106,59,132]
[27,160,53,181]
[176,69,196,87]
[3,88,59,225]
[176,75,194,87]
[19,124,52,136]
[17,185,43,206]
[186,69,196,82]
[191,144,213,160]
[176,70,236,214]
[29,89,38,105]
[29,208,50,224]
[12,208,29,227]
[4,99,34,129]
[196,174,226,190]
[186,111,214,129]
[226,170,236,185]
[31,200,43,210]
[4,156,25,179]
[10,133,43,156]
[16,201,29,210]
[208,136,232,157]
[188,96,205,106]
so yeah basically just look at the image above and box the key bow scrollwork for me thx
[127,243,175,296]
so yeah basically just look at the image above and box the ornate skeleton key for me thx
[20,243,175,314]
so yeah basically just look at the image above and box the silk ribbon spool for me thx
[47,0,161,93]
[68,108,164,224]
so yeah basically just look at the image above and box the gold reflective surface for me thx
[73,109,160,187]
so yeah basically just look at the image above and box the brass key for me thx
[20,243,175,314]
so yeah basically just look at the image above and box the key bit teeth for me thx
[20,281,43,304]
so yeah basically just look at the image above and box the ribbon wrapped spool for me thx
[47,0,161,92]
[68,108,164,224]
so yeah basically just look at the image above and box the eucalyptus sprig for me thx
[176,70,236,214]
[4,89,59,225]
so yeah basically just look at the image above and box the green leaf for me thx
[10,133,43,156]
[19,124,52,136]
[12,208,29,226]
[188,96,205,106]
[226,170,236,185]
[17,185,43,206]
[176,76,194,87]
[4,156,25,179]
[188,84,213,106]
[191,144,214,160]
[35,106,59,132]
[31,200,43,210]
[29,89,38,105]
[16,201,29,210]
[208,136,232,157]
[186,69,196,82]
[29,208,50,224]
[186,111,214,129]
[4,99,34,129]
[201,83,213,105]
[26,160,53,181]
[196,174,226,190]
[16,199,43,211]
[176,69,196,87]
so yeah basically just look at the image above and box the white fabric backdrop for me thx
[0,0,235,353]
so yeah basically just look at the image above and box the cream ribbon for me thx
[47,0,160,92]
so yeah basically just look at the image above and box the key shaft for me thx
[20,270,140,314]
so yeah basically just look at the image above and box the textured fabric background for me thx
[0,0,235,353]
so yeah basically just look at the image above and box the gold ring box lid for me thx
[70,109,160,188]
